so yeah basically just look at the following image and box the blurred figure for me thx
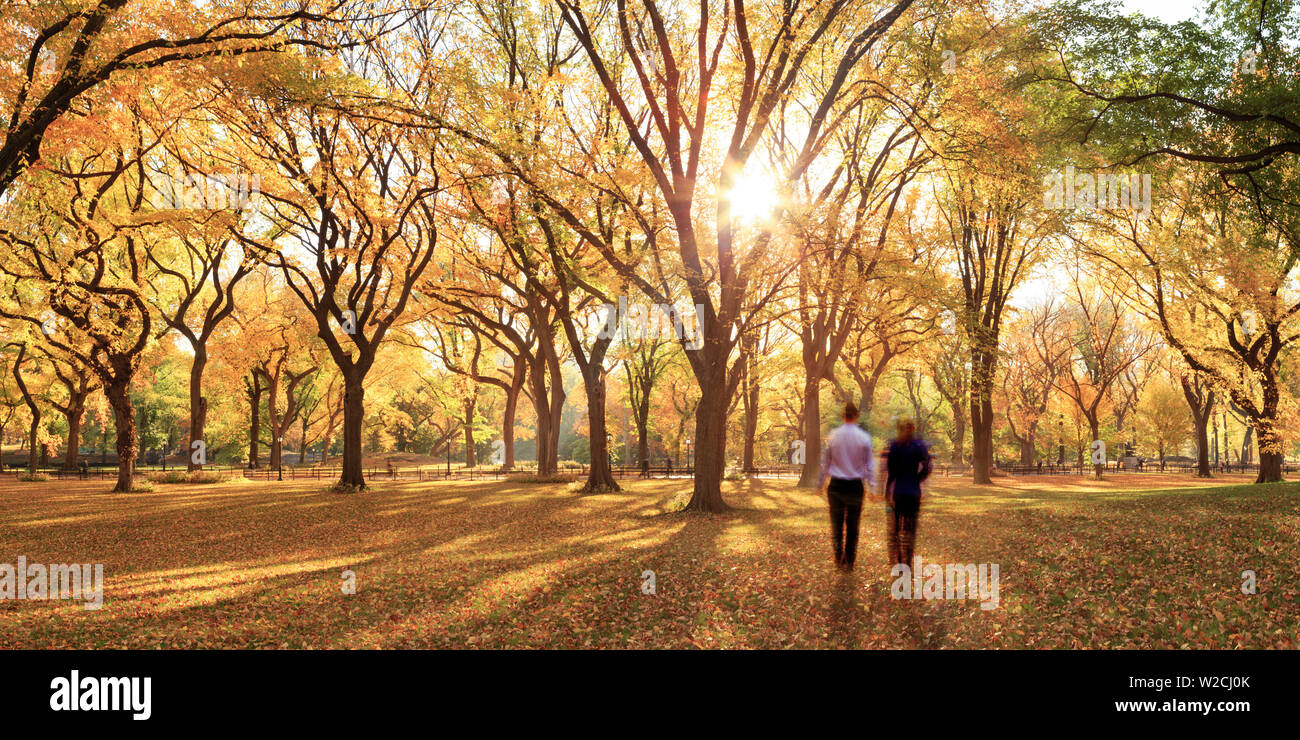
[885,418,932,568]
[816,402,876,572]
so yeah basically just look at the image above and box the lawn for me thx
[0,473,1296,648]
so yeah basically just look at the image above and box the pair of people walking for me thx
[815,403,932,571]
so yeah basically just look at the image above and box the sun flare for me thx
[723,173,781,225]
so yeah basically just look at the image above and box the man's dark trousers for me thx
[827,478,865,568]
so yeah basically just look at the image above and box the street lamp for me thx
[685,437,693,473]
[277,436,284,481]
[1057,415,1064,466]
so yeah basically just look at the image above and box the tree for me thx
[228,62,447,489]
[547,0,919,511]
[1053,270,1156,477]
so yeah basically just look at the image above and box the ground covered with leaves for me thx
[0,473,1295,648]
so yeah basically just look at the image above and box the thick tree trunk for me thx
[188,350,208,471]
[1018,437,1035,467]
[949,414,966,465]
[500,367,523,471]
[685,371,730,513]
[797,378,821,488]
[106,384,137,492]
[741,371,759,474]
[25,413,38,475]
[62,401,83,471]
[969,350,996,484]
[1193,415,1212,477]
[970,393,994,484]
[299,415,309,464]
[247,375,261,469]
[338,372,366,489]
[1254,419,1283,483]
[581,370,619,493]
[1089,418,1103,479]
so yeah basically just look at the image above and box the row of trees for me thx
[0,0,1295,503]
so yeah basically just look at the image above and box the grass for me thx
[0,472,1295,648]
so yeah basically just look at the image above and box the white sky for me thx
[1119,0,1201,24]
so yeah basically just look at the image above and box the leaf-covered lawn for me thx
[0,473,1296,648]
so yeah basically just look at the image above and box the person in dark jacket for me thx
[884,418,932,568]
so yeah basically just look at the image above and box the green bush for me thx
[146,470,229,484]
[510,474,577,484]
[18,473,49,482]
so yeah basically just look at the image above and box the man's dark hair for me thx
[844,402,859,420]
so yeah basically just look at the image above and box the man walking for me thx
[816,402,876,572]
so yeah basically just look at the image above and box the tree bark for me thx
[741,359,759,474]
[501,366,522,471]
[188,349,208,471]
[686,364,730,513]
[581,369,619,492]
[1181,376,1214,478]
[463,394,477,468]
[106,383,137,492]
[339,371,366,488]
[1255,418,1283,483]
[63,400,83,471]
[246,373,262,469]
[969,348,996,484]
[797,378,822,487]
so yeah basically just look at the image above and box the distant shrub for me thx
[18,473,49,482]
[511,474,576,484]
[126,480,154,493]
[328,482,367,494]
[146,470,229,484]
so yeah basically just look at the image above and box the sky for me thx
[1119,0,1201,24]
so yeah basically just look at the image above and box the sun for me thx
[723,172,781,225]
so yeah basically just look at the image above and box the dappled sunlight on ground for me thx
[0,473,1295,648]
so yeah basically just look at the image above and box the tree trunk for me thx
[188,349,208,471]
[1018,436,1034,467]
[949,413,966,466]
[1254,418,1283,483]
[25,411,38,475]
[969,349,996,484]
[581,370,619,493]
[463,396,476,468]
[741,371,759,474]
[500,367,523,471]
[299,415,309,465]
[247,374,261,469]
[106,384,137,492]
[1181,377,1213,478]
[62,400,83,471]
[685,372,730,513]
[338,371,366,489]
[970,394,993,483]
[1090,418,1103,479]
[797,378,821,488]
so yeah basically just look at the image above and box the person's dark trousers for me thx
[887,493,921,566]
[827,478,864,569]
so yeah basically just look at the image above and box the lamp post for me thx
[1057,414,1064,466]
[685,437,693,474]
[277,436,283,481]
